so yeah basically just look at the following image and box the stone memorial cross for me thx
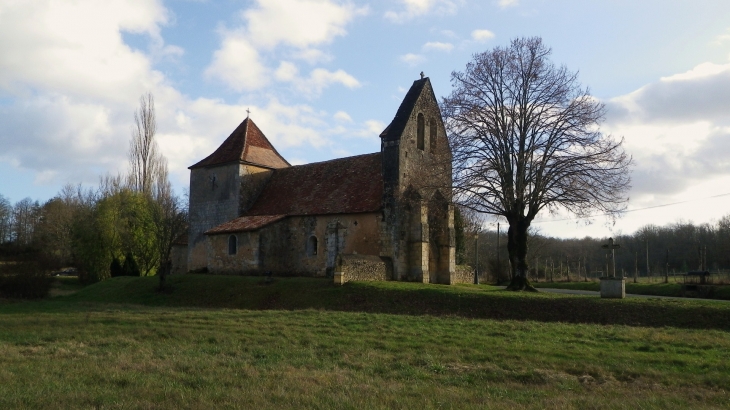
[601,237,621,278]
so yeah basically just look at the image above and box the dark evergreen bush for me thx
[122,252,140,277]
[0,263,52,299]
[110,257,123,277]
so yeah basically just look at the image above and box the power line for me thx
[532,191,730,224]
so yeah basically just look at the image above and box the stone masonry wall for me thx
[336,254,392,283]
[450,265,491,284]
[206,212,382,276]
[170,244,188,275]
[381,79,454,284]
[188,163,272,271]
[207,231,260,274]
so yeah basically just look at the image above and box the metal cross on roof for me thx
[246,108,251,118]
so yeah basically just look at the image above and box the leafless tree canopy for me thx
[128,92,170,199]
[442,37,631,286]
[443,37,631,222]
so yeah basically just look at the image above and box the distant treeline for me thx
[456,210,730,281]
[0,179,187,284]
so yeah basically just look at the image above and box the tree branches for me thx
[128,92,169,200]
[443,37,631,225]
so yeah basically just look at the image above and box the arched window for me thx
[228,235,237,255]
[417,113,425,150]
[429,119,437,150]
[307,235,318,256]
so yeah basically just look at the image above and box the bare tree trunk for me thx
[505,220,537,291]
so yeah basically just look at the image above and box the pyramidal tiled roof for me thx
[189,118,290,169]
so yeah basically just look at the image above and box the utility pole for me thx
[665,248,669,283]
[560,258,563,282]
[634,252,638,283]
[550,258,554,282]
[577,259,581,283]
[496,223,500,284]
[473,231,479,285]
[646,239,650,279]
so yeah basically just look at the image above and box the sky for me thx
[1,0,730,239]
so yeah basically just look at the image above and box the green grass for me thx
[532,280,730,300]
[1,275,730,408]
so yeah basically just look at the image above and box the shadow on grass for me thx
[3,275,730,331]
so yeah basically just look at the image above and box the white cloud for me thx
[204,34,268,91]
[471,29,495,42]
[602,61,730,206]
[242,0,365,49]
[298,68,361,95]
[204,0,365,94]
[275,61,299,82]
[384,0,458,23]
[273,62,361,95]
[334,111,353,122]
[714,28,730,44]
[400,53,426,66]
[364,120,386,135]
[291,48,333,65]
[607,62,730,124]
[0,0,370,195]
[440,29,457,38]
[423,42,453,52]
[496,0,519,9]
[0,0,171,102]
[660,62,730,82]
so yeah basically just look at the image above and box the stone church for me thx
[183,76,456,283]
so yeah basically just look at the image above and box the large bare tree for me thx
[442,37,631,290]
[128,92,169,198]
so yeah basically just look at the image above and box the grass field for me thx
[532,280,730,300]
[1,275,730,409]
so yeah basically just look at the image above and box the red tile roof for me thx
[205,215,287,235]
[245,152,383,216]
[189,118,290,169]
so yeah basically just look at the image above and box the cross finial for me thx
[246,108,251,118]
[420,71,425,79]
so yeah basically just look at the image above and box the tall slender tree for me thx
[128,92,168,197]
[442,37,632,290]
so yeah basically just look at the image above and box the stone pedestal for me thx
[334,271,345,285]
[600,277,626,299]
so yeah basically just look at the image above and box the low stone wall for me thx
[450,265,490,284]
[335,254,392,284]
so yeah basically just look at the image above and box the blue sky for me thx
[1,0,730,238]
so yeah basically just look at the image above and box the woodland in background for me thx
[456,207,730,283]
[0,93,187,290]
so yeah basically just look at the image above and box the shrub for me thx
[110,257,123,278]
[0,263,53,299]
[123,252,140,277]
